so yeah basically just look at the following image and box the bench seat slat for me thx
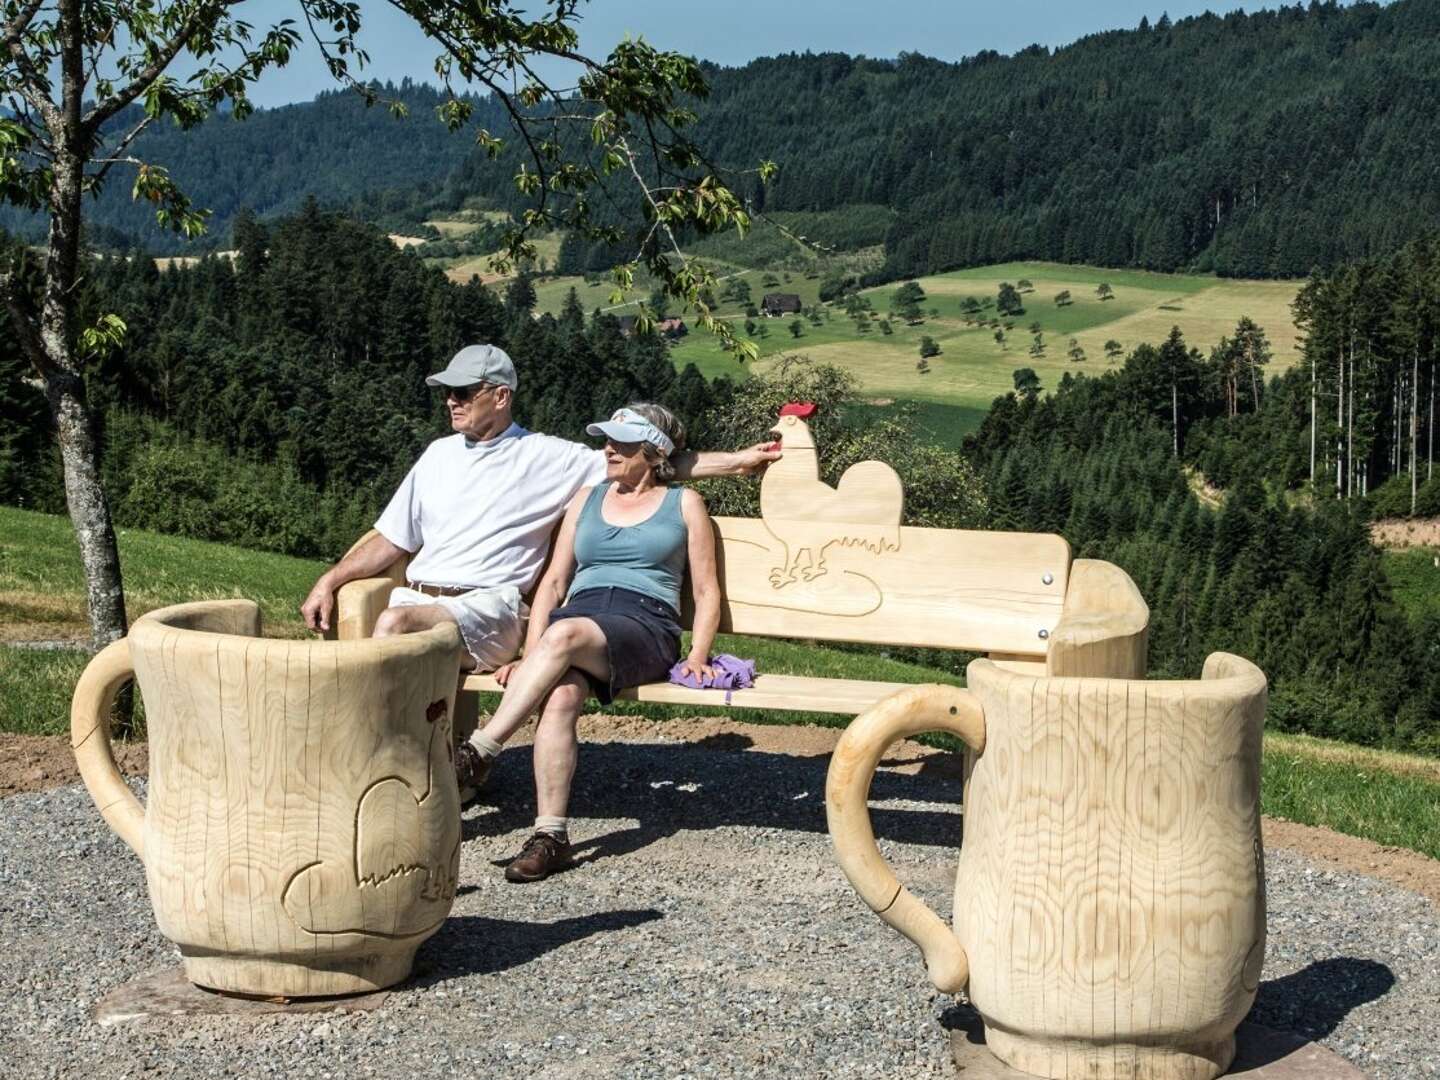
[460,671,931,716]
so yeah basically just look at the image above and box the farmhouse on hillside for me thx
[761,292,802,317]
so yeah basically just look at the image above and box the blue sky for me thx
[236,1,1290,107]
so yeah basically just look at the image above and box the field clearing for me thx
[1069,278,1303,367]
[438,231,565,284]
[536,265,823,374]
[522,260,1304,433]
[426,211,509,238]
[532,273,609,313]
[153,249,236,271]
[736,263,1304,415]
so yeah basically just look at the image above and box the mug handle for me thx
[825,684,985,993]
[70,639,146,858]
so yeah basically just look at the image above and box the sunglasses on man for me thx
[445,383,498,403]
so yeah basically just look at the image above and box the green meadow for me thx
[528,260,1304,441]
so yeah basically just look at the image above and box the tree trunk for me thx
[36,8,129,649]
[1413,349,1420,515]
[1309,360,1316,488]
[1336,347,1344,498]
[1347,341,1354,499]
[49,371,128,646]
[1389,379,1395,477]
[1172,379,1179,458]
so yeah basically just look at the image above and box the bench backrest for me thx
[688,411,1071,661]
[695,517,1070,659]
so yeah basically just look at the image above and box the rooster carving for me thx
[761,402,902,591]
[281,697,459,938]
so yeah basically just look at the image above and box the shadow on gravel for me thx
[940,958,1397,1049]
[409,909,664,984]
[460,739,964,865]
[1248,957,1396,1041]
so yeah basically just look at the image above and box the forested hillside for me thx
[970,362,1440,753]
[0,82,489,252]
[704,0,1440,279]
[1185,234,1439,513]
[10,1,1435,278]
[0,204,705,555]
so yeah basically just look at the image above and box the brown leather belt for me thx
[407,581,472,598]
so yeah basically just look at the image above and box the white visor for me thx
[585,408,675,456]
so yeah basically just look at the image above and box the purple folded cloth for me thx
[668,653,757,694]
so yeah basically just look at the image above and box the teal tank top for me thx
[568,483,688,611]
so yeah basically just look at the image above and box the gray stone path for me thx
[2,736,1435,1078]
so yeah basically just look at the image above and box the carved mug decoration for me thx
[71,599,464,997]
[827,655,1268,1080]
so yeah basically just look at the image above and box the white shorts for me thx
[387,585,526,672]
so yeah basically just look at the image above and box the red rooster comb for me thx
[779,402,817,419]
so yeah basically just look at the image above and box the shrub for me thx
[693,356,987,530]
[1368,473,1440,519]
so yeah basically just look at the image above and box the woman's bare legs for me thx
[532,670,589,820]
[483,630,600,883]
[475,617,609,747]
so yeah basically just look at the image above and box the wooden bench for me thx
[330,409,1149,726]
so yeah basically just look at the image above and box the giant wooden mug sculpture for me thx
[71,599,464,998]
[827,655,1268,1080]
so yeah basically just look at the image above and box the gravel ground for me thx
[2,730,1437,1079]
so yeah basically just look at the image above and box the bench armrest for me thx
[330,577,398,641]
[323,529,409,641]
[1046,558,1149,679]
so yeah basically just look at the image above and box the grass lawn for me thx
[5,510,1435,863]
[1264,732,1440,860]
[0,506,326,735]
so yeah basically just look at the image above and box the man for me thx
[301,341,775,675]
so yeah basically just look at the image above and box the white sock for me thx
[534,815,568,839]
[467,731,502,761]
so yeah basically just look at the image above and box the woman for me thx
[455,402,721,882]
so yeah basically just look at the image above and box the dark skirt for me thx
[548,586,682,705]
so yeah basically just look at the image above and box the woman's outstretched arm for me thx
[680,489,721,680]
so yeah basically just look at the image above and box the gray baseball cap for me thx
[425,344,518,390]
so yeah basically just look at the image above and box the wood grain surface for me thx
[72,599,465,997]
[828,654,1268,1080]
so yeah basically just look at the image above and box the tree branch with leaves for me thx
[2,0,773,648]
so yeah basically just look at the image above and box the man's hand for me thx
[301,579,335,633]
[733,441,783,476]
[493,660,522,687]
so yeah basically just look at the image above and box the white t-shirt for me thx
[375,425,607,591]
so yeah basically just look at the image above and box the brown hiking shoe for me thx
[504,831,570,883]
[454,742,492,799]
